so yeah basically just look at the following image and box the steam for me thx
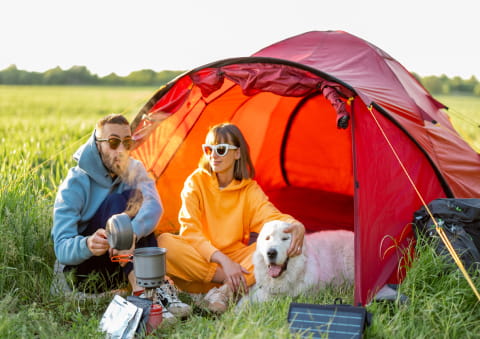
[119,159,149,218]
[124,189,143,218]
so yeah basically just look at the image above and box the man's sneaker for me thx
[203,284,233,314]
[155,281,192,318]
[50,260,113,300]
[50,260,73,295]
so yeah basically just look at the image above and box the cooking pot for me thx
[111,247,167,288]
[134,247,167,288]
[105,213,133,250]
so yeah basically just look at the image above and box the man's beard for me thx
[100,151,129,177]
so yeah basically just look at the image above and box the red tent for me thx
[130,30,480,305]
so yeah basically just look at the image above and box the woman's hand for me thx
[284,222,305,257]
[211,251,250,293]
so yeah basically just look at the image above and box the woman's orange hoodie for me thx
[179,168,297,261]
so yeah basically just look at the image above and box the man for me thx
[51,113,190,321]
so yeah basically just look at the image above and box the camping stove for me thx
[141,286,159,302]
[133,247,167,302]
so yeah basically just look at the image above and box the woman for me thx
[158,122,305,313]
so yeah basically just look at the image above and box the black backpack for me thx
[413,198,480,271]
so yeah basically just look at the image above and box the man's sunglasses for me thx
[97,136,134,150]
[202,144,238,157]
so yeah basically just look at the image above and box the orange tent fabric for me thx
[130,31,480,305]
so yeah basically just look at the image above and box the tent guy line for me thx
[367,105,480,302]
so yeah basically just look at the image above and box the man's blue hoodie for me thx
[51,131,162,265]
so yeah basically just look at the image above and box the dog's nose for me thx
[267,248,277,259]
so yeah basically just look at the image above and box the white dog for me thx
[247,220,354,302]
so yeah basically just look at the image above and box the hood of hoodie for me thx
[200,168,253,192]
[73,131,114,188]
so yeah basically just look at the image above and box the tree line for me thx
[412,73,480,96]
[0,65,184,87]
[1,64,479,96]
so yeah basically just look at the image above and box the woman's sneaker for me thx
[188,292,206,308]
[155,281,192,318]
[160,308,177,327]
[203,284,233,314]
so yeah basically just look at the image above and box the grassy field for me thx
[1,86,480,338]
[436,94,480,152]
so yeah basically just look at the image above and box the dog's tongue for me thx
[268,264,283,278]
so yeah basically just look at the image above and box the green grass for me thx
[0,85,156,338]
[1,86,480,338]
[436,94,480,151]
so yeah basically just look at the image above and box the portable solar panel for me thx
[287,302,368,338]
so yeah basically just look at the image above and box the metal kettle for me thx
[105,213,134,250]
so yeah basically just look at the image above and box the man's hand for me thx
[87,228,110,256]
[110,234,137,267]
[284,222,305,257]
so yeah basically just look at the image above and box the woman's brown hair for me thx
[199,123,255,180]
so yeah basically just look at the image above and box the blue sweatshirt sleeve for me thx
[51,169,93,265]
[126,160,163,239]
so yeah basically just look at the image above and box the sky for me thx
[1,0,479,79]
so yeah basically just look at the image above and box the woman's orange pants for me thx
[157,233,257,293]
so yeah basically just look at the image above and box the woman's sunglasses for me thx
[97,136,134,150]
[202,143,238,157]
